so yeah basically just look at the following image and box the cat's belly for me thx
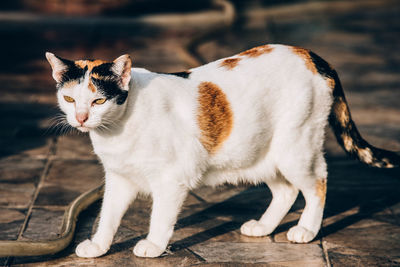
[202,148,276,186]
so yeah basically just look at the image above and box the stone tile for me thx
[120,196,151,235]
[0,158,44,209]
[0,137,52,160]
[35,159,103,206]
[55,134,97,160]
[0,183,36,209]
[0,208,26,240]
[45,159,103,191]
[191,242,325,265]
[327,250,398,267]
[324,221,400,264]
[34,185,82,207]
[192,184,255,204]
[0,158,45,184]
[22,208,64,240]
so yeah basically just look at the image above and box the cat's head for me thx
[46,53,131,132]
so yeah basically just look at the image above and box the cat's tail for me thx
[327,68,400,168]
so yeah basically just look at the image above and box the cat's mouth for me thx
[77,126,90,132]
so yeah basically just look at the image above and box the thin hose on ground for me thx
[0,183,104,257]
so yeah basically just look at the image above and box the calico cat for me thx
[45,44,399,258]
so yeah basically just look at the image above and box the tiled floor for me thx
[1,0,400,266]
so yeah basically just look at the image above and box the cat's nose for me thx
[76,113,89,125]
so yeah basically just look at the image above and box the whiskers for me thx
[95,117,120,134]
[46,113,80,136]
[46,114,120,136]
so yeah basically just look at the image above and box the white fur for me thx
[53,45,332,258]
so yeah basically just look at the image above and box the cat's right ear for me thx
[45,52,69,83]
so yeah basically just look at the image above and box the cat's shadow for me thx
[108,156,400,256]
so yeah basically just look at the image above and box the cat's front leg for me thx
[76,172,138,258]
[133,181,188,258]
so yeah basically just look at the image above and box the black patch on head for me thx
[91,77,128,105]
[92,63,115,77]
[55,56,86,88]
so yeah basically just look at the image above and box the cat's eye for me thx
[63,95,75,103]
[93,98,107,105]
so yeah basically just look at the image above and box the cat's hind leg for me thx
[279,155,327,243]
[241,174,298,237]
[76,172,138,258]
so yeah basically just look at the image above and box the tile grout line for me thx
[16,137,58,239]
[185,247,207,262]
[5,137,58,266]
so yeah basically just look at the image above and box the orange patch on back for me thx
[239,45,273,57]
[220,58,241,70]
[316,179,327,206]
[197,81,233,154]
[291,47,317,74]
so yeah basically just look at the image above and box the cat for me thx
[45,44,399,258]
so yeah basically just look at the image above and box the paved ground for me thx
[0,0,399,266]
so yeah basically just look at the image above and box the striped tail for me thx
[327,70,400,168]
[304,50,400,168]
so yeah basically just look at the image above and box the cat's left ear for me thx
[45,52,70,83]
[113,54,132,89]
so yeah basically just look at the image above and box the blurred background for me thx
[0,0,399,266]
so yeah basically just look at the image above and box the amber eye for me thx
[63,95,75,103]
[93,98,107,105]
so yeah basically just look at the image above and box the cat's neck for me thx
[89,68,155,138]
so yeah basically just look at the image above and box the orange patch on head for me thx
[75,59,107,72]
[90,72,102,80]
[291,47,317,74]
[220,58,241,70]
[88,81,96,93]
[316,179,327,206]
[75,59,108,93]
[239,45,273,57]
[197,81,233,154]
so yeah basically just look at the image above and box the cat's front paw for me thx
[287,225,316,243]
[240,219,272,237]
[133,239,164,258]
[75,239,108,258]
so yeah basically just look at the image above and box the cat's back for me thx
[183,44,332,170]
[189,44,315,90]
